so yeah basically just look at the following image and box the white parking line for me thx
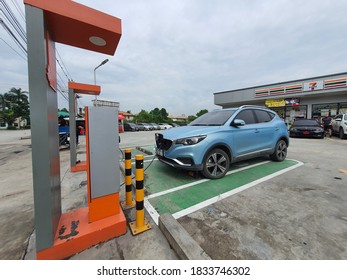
[145,159,303,225]
[146,160,270,200]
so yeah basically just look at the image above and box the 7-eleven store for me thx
[214,72,347,126]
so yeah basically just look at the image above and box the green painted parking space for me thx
[125,145,303,224]
[142,160,199,195]
[141,155,282,196]
[147,159,299,216]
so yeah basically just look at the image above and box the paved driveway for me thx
[1,129,346,260]
[121,130,346,259]
[176,137,347,259]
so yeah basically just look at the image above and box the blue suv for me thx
[155,105,289,179]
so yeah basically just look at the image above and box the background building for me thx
[214,72,347,125]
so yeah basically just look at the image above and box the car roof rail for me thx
[239,105,266,109]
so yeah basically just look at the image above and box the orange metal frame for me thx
[37,107,126,260]
[26,0,126,259]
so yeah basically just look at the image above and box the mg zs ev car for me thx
[155,105,289,179]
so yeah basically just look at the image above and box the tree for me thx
[0,88,30,127]
[188,115,196,122]
[149,107,170,123]
[9,88,30,123]
[134,109,151,123]
[133,107,171,123]
[0,92,16,126]
[196,109,208,117]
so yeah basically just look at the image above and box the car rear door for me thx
[253,109,278,149]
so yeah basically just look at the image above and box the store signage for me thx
[255,77,347,98]
[255,84,303,98]
[324,78,347,89]
[285,98,300,106]
[265,98,300,107]
[265,99,286,107]
[303,80,323,91]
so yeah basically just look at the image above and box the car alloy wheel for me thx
[270,139,287,162]
[202,148,230,179]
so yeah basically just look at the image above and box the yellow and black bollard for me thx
[121,149,135,209]
[129,154,151,235]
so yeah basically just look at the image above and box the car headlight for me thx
[174,135,206,145]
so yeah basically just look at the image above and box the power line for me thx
[56,49,73,81]
[0,0,74,96]
[9,0,25,21]
[0,0,26,43]
[0,17,26,54]
[0,36,25,60]
[56,57,72,82]
[0,1,73,112]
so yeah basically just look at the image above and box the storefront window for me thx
[312,102,347,118]
[268,105,307,127]
[285,105,307,126]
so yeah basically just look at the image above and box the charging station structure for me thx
[25,0,126,259]
[68,82,100,172]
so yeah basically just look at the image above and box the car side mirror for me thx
[231,119,246,127]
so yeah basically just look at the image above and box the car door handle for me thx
[255,129,260,133]
[275,127,280,131]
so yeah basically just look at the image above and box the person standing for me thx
[322,114,332,137]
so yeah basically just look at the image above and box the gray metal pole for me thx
[25,5,62,251]
[69,87,77,168]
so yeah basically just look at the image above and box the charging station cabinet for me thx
[85,106,123,222]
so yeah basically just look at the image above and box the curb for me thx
[119,161,211,260]
[159,213,211,260]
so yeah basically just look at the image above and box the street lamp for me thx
[93,59,109,85]
[93,59,109,101]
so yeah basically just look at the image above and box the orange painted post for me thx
[121,149,135,209]
[129,155,151,235]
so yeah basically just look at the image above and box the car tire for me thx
[202,148,230,179]
[270,139,287,162]
[339,128,346,139]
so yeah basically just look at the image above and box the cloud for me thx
[1,0,347,116]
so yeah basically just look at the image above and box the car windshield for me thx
[293,119,319,126]
[189,110,236,126]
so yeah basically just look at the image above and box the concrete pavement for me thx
[0,129,205,260]
[1,129,346,260]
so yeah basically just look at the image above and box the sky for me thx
[1,0,347,117]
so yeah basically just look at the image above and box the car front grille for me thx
[297,128,316,131]
[155,133,173,151]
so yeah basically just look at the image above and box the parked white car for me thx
[138,123,153,131]
[158,123,172,130]
[331,114,347,139]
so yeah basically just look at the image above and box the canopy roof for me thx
[58,111,69,118]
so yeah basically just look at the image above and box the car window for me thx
[235,109,256,124]
[189,110,236,126]
[254,109,273,123]
[293,119,319,126]
[344,115,347,121]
